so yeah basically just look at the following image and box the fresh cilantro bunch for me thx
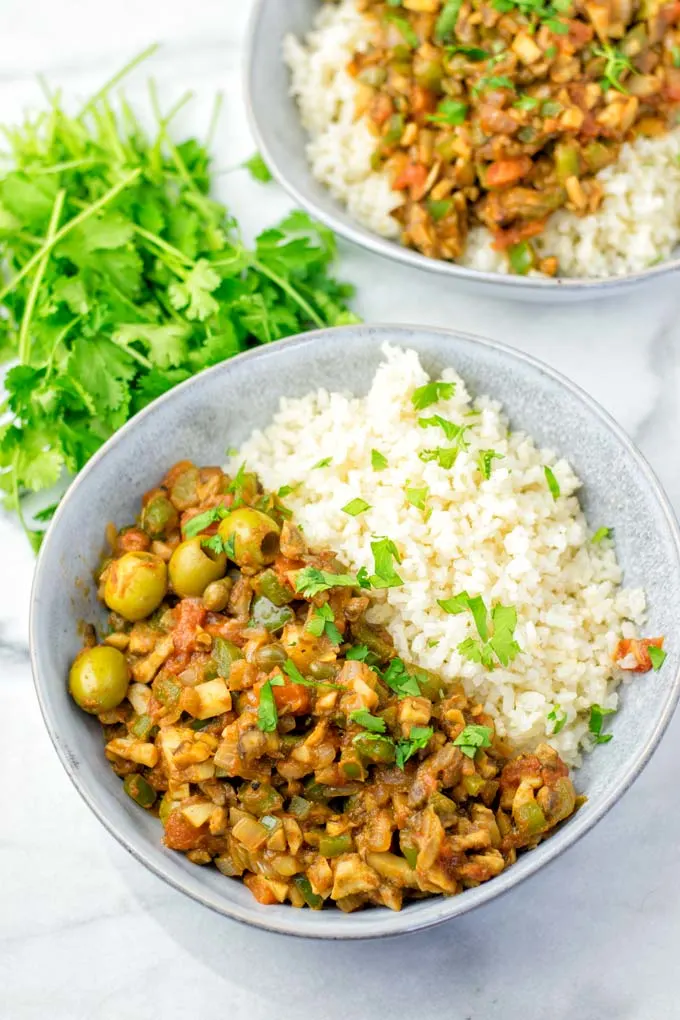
[0,47,357,549]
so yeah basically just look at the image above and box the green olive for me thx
[104,551,167,622]
[69,645,130,714]
[141,495,179,538]
[168,537,227,598]
[217,508,280,570]
[202,577,233,612]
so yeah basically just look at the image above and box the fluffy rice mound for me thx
[285,0,680,279]
[234,345,645,766]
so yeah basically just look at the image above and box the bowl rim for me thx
[30,323,680,939]
[245,0,680,296]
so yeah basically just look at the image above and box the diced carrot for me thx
[614,637,664,673]
[172,599,207,653]
[492,218,547,251]
[392,162,428,193]
[486,156,532,189]
[273,683,312,716]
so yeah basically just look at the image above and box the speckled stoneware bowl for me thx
[31,324,680,939]
[246,0,680,302]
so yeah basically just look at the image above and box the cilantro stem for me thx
[18,188,65,364]
[250,257,324,328]
[133,224,194,268]
[43,315,81,379]
[77,43,160,117]
[206,91,224,149]
[0,169,141,304]
[110,335,153,369]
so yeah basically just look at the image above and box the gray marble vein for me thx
[2,1,680,1018]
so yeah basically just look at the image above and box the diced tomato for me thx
[486,156,532,189]
[244,874,279,905]
[273,682,312,716]
[392,162,428,193]
[615,637,664,673]
[567,19,593,46]
[172,599,207,653]
[492,218,547,251]
[164,811,210,851]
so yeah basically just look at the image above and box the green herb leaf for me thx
[447,45,489,61]
[183,506,229,537]
[473,75,516,95]
[243,152,272,183]
[453,724,492,758]
[419,446,459,469]
[488,604,521,666]
[589,703,616,743]
[257,678,280,732]
[595,43,633,93]
[371,448,388,471]
[278,483,301,498]
[437,591,471,614]
[411,380,456,410]
[383,657,421,698]
[283,658,342,690]
[384,12,419,47]
[435,0,463,40]
[514,94,540,111]
[342,497,371,516]
[201,534,225,555]
[591,526,612,544]
[544,465,560,499]
[306,603,343,645]
[350,709,387,733]
[649,645,667,672]
[405,484,429,510]
[418,414,467,443]
[346,644,370,661]
[545,44,558,59]
[369,535,404,589]
[294,567,359,597]
[395,726,434,769]
[427,99,469,126]
[427,199,453,222]
[222,533,236,560]
[477,449,503,479]
[312,457,332,469]
[547,705,567,734]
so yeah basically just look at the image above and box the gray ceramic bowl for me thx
[31,324,680,939]
[246,0,680,302]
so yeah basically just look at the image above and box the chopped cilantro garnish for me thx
[434,0,463,40]
[278,483,301,498]
[545,44,557,59]
[282,658,342,690]
[419,446,459,469]
[405,484,429,510]
[473,74,516,95]
[294,567,358,597]
[418,414,468,444]
[547,705,567,734]
[427,638,440,648]
[222,533,236,560]
[442,592,521,669]
[673,46,680,68]
[544,465,560,499]
[453,724,492,758]
[384,11,419,47]
[346,644,370,661]
[514,94,540,111]
[595,43,633,93]
[350,709,386,733]
[243,151,272,183]
[591,526,612,544]
[312,457,332,469]
[183,506,229,537]
[306,604,343,645]
[589,703,615,744]
[369,535,404,589]
[356,566,372,589]
[427,99,469,126]
[411,380,456,411]
[201,534,225,555]
[477,449,503,480]
[649,645,667,672]
[383,657,421,698]
[371,448,388,471]
[257,675,284,732]
[446,45,489,61]
[395,726,434,769]
[342,497,371,516]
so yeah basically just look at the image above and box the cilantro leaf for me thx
[589,703,616,744]
[477,449,503,480]
[591,527,612,544]
[257,677,283,732]
[395,726,434,768]
[547,705,567,734]
[383,657,421,698]
[371,448,388,471]
[411,380,456,410]
[649,645,667,671]
[342,497,371,516]
[294,567,359,597]
[453,724,492,758]
[544,465,560,499]
[346,644,370,661]
[312,457,332,469]
[183,506,229,537]
[282,658,343,690]
[306,603,343,645]
[243,152,272,183]
[350,709,386,733]
[405,485,429,510]
[369,535,404,589]
[419,446,459,469]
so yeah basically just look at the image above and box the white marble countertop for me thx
[3,2,680,1018]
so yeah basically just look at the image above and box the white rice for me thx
[233,345,645,767]
[284,0,680,278]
